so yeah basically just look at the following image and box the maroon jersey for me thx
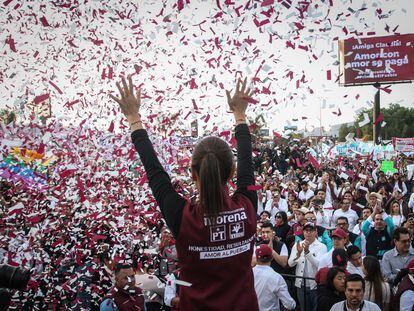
[105,286,144,311]
[175,190,259,310]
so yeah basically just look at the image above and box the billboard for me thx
[339,34,414,86]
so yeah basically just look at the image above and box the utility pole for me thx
[319,100,323,136]
[373,82,381,145]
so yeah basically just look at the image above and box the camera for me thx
[0,265,30,291]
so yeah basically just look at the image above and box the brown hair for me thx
[191,137,234,217]
[363,256,384,307]
[389,200,400,216]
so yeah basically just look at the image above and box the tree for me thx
[337,104,414,142]
[338,124,350,141]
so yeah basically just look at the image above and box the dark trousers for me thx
[297,286,317,311]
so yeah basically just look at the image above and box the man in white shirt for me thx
[346,246,364,277]
[258,222,289,275]
[317,172,338,205]
[352,207,372,257]
[408,192,414,211]
[330,274,381,311]
[332,200,359,232]
[164,273,179,308]
[267,191,289,213]
[288,222,327,311]
[318,228,347,270]
[258,191,288,225]
[310,190,334,228]
[298,181,314,203]
[253,244,296,311]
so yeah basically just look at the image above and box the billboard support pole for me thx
[373,82,381,145]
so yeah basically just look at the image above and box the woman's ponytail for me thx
[191,137,234,217]
[199,153,224,217]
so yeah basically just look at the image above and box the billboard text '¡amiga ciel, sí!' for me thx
[338,34,414,86]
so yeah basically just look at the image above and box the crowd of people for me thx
[251,139,414,311]
[1,89,414,310]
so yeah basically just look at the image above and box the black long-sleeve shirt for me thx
[131,123,257,238]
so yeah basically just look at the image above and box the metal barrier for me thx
[279,273,316,311]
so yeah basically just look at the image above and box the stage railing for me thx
[279,273,316,311]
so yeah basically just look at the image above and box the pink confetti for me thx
[40,16,50,27]
[59,169,76,179]
[294,22,305,30]
[253,18,270,28]
[281,0,292,8]
[65,99,81,108]
[67,39,78,47]
[177,0,184,11]
[245,97,259,104]
[49,81,63,94]
[261,0,274,7]
[34,94,50,105]
[6,35,17,52]
[380,86,392,94]
[37,143,45,154]
[286,41,295,49]
[189,78,198,89]
[192,99,198,110]
[326,70,331,80]
[108,120,115,133]
[184,111,192,120]
[247,185,262,191]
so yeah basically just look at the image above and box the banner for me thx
[339,34,414,85]
[0,146,55,190]
[392,137,414,154]
[381,160,397,174]
[330,141,395,159]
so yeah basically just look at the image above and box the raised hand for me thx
[296,241,303,255]
[109,75,142,125]
[225,77,254,121]
[303,240,310,253]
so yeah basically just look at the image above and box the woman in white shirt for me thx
[362,256,391,311]
[389,200,405,227]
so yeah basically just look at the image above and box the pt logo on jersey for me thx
[210,225,226,242]
[229,222,245,239]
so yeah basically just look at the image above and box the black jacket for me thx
[317,285,345,311]
[274,223,291,244]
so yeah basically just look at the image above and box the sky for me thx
[0,0,413,135]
